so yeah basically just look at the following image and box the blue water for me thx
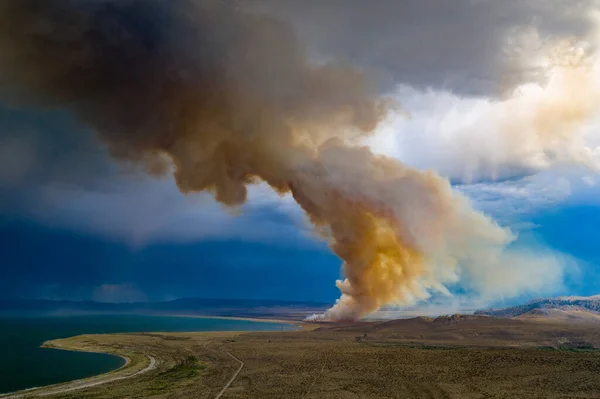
[0,314,292,394]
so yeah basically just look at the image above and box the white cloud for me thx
[456,172,572,225]
[582,175,598,186]
[367,68,600,183]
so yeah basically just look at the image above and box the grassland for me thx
[5,316,600,398]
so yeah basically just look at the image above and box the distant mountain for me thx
[0,297,330,320]
[475,295,600,322]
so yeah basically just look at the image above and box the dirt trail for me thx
[214,350,244,399]
[1,355,156,399]
[203,341,244,399]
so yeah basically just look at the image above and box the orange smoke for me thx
[0,0,516,321]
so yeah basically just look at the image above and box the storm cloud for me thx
[248,0,598,96]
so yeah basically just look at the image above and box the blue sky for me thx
[1,0,600,317]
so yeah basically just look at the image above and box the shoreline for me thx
[161,313,305,326]
[0,338,156,399]
[0,317,301,397]
[0,348,134,399]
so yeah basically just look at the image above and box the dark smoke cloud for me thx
[247,0,598,96]
[0,0,386,204]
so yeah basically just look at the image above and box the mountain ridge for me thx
[0,297,330,320]
[475,295,600,319]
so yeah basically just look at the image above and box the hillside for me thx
[10,316,600,398]
[475,295,600,321]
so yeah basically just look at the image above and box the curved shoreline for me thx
[0,317,298,397]
[0,342,150,399]
[35,354,156,397]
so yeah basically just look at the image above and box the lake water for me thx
[0,314,292,394]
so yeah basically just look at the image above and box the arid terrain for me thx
[4,315,600,399]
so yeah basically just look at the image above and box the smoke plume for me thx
[0,0,534,320]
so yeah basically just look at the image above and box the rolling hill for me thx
[475,295,600,322]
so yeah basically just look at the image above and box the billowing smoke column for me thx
[0,0,514,321]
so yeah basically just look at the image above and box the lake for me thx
[0,314,292,394]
